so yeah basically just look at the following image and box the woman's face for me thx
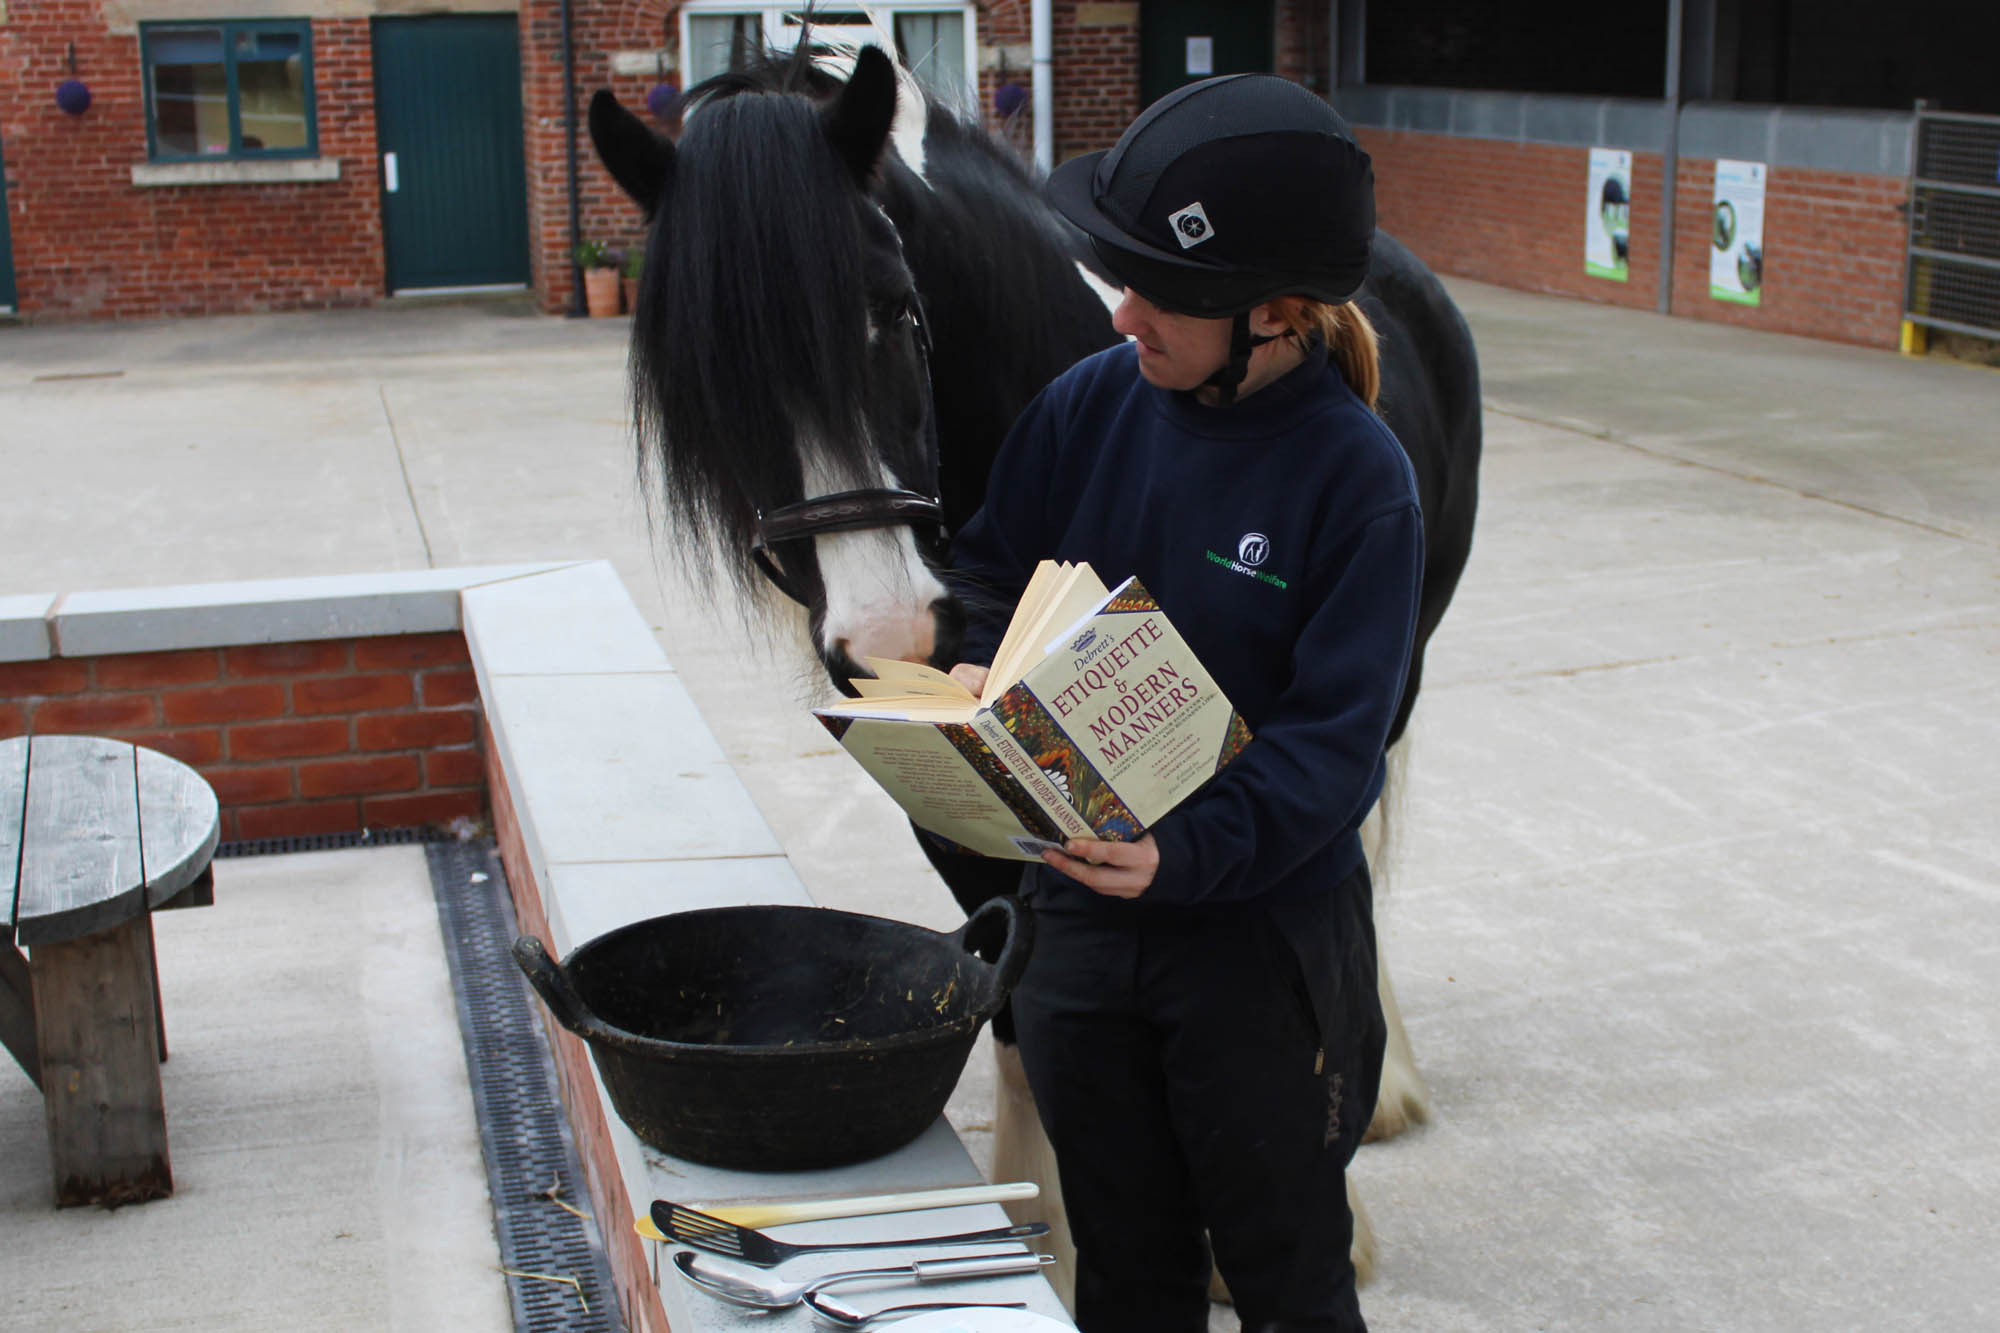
[1112,287,1233,391]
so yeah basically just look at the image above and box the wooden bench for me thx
[1,734,219,1206]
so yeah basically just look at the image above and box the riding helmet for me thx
[1046,74,1375,316]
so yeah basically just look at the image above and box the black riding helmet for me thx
[1046,73,1376,319]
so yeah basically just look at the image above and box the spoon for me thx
[673,1248,1055,1311]
[803,1288,1029,1327]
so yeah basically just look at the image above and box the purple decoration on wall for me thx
[56,78,93,116]
[646,83,682,122]
[994,82,1028,118]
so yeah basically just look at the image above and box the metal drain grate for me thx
[215,826,456,858]
[426,840,623,1332]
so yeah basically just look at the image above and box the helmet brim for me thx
[1047,150,1364,317]
[1046,151,1238,274]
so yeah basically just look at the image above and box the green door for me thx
[1140,0,1276,108]
[1,129,16,311]
[371,15,529,292]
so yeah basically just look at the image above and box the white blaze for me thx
[802,449,947,666]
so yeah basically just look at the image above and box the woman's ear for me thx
[1249,298,1292,339]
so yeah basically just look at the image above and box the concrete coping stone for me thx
[0,593,57,663]
[48,562,581,657]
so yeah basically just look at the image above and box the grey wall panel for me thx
[1336,86,1911,176]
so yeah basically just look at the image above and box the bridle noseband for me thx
[750,292,946,606]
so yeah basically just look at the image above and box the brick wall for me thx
[0,8,384,320]
[1052,3,1138,160]
[1359,128,1909,348]
[484,731,664,1333]
[0,632,484,843]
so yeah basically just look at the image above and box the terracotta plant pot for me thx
[621,275,639,313]
[583,267,622,317]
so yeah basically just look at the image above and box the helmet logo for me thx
[1168,201,1215,250]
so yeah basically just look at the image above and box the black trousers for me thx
[1011,869,1385,1333]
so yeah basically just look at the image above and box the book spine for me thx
[970,711,1095,842]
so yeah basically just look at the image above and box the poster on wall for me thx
[1709,159,1767,306]
[1584,148,1632,282]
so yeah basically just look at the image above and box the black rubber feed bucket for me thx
[512,897,1031,1170]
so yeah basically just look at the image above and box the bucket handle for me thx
[950,895,1034,1008]
[513,935,629,1048]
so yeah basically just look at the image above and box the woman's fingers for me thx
[1042,834,1159,898]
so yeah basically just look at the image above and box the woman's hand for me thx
[949,663,990,695]
[1043,834,1159,899]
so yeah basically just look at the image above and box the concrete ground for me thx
[1,284,1995,1330]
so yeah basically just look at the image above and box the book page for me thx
[986,563,1111,706]
[982,560,1068,703]
[860,657,969,692]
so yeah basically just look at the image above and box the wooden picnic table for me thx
[1,734,219,1206]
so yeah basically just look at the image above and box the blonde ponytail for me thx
[1270,296,1382,411]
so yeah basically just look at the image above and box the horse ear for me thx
[821,45,897,183]
[589,89,676,218]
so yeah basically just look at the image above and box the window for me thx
[142,20,316,161]
[680,4,975,108]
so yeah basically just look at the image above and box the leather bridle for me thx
[749,292,946,606]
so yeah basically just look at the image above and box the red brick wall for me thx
[0,632,484,842]
[1359,128,1908,348]
[0,8,384,320]
[1052,3,1138,161]
[485,727,665,1333]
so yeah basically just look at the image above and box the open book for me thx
[814,561,1252,861]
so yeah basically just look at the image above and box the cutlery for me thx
[802,1289,1030,1327]
[653,1197,1047,1265]
[635,1181,1039,1242]
[672,1247,1055,1311]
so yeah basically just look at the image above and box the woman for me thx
[946,74,1423,1333]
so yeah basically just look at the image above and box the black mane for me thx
[629,46,1117,596]
[630,61,883,597]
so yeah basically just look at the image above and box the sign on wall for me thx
[1710,159,1767,306]
[1585,147,1632,282]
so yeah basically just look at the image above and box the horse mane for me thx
[629,54,886,599]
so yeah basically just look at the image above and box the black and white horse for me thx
[589,42,1481,1296]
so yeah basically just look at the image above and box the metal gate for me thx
[1905,108,2000,341]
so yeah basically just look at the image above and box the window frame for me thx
[140,18,320,164]
[676,3,978,106]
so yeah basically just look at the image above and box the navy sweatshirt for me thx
[949,340,1424,909]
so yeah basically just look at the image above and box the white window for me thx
[679,4,976,110]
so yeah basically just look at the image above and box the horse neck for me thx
[879,131,1119,528]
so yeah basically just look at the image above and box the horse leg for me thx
[1363,741,1434,1142]
[993,1038,1078,1309]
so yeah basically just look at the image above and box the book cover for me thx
[814,562,1250,861]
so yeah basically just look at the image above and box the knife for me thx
[634,1181,1040,1241]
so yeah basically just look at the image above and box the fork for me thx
[652,1197,1047,1266]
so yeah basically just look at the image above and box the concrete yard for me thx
[1,282,1995,1330]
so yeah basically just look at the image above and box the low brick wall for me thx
[0,631,484,843]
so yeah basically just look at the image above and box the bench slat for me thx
[16,736,147,949]
[2,737,26,933]
[136,747,220,908]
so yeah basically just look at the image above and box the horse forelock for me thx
[630,89,914,595]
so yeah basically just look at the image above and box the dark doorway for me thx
[371,15,531,292]
[1140,0,1275,108]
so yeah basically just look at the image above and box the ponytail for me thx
[1270,296,1382,411]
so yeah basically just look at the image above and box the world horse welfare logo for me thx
[1169,201,1214,250]
[1205,532,1288,589]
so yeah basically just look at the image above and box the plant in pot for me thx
[574,240,623,318]
[620,247,644,317]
